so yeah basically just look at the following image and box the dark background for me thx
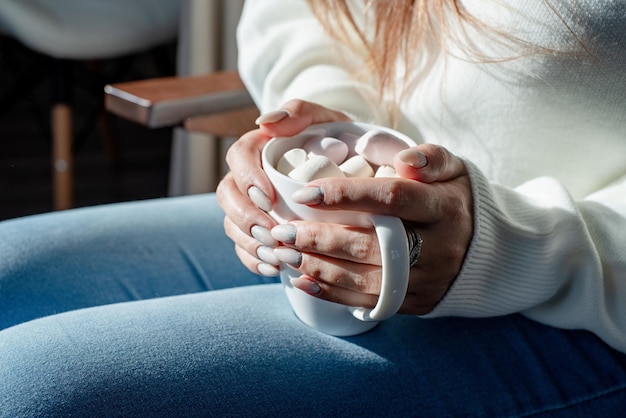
[0,36,177,221]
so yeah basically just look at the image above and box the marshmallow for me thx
[355,130,410,167]
[375,165,399,178]
[277,148,308,175]
[304,136,349,165]
[288,155,346,182]
[340,156,375,178]
[337,132,360,158]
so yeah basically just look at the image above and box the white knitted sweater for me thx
[237,0,626,352]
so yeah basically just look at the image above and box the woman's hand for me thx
[270,144,474,315]
[216,100,351,276]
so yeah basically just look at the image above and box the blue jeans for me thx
[1,195,625,417]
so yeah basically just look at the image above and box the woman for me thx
[1,0,625,416]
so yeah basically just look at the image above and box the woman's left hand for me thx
[270,144,474,315]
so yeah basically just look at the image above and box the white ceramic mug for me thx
[261,122,416,336]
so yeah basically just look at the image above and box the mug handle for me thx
[350,214,410,322]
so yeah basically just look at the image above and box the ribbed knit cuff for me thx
[421,160,569,318]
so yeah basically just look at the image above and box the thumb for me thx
[256,99,351,137]
[394,144,467,183]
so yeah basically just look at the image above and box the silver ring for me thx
[404,222,423,268]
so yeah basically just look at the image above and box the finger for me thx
[284,250,382,295]
[291,275,380,309]
[224,128,276,202]
[257,99,352,138]
[294,235,458,308]
[292,177,447,224]
[289,226,464,315]
[292,261,450,315]
[394,144,467,183]
[234,244,280,277]
[216,172,278,236]
[293,268,447,314]
[288,239,452,314]
[271,221,381,265]
[224,216,279,266]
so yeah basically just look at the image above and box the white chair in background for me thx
[0,0,180,210]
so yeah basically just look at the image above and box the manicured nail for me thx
[248,186,272,212]
[257,263,279,277]
[396,148,427,168]
[271,224,297,244]
[290,276,321,295]
[255,109,289,125]
[251,225,278,247]
[292,187,324,205]
[274,247,303,267]
[257,246,280,265]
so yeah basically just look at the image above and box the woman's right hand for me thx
[216,100,352,276]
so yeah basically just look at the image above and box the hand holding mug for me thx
[217,99,474,333]
[261,121,416,335]
[216,100,351,277]
[274,141,473,316]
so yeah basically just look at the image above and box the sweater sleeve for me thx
[236,0,389,125]
[424,160,626,353]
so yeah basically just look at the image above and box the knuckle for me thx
[433,226,469,274]
[300,256,322,281]
[446,191,473,224]
[319,181,349,206]
[223,222,235,242]
[239,210,257,229]
[443,242,466,266]
[224,140,243,167]
[359,269,382,294]
[229,204,256,230]
[421,143,449,166]
[434,145,452,167]
[419,143,465,182]
[295,223,322,250]
[282,98,307,115]
[222,216,231,234]
[215,177,229,204]
[350,234,378,261]
[378,180,413,210]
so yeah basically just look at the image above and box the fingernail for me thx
[255,109,289,125]
[248,186,272,212]
[292,187,324,205]
[274,246,303,267]
[257,263,279,277]
[290,276,321,295]
[271,224,297,244]
[251,225,278,247]
[396,149,427,168]
[257,246,280,265]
